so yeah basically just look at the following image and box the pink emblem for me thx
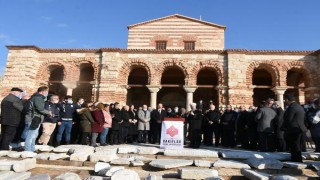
[166,125,178,137]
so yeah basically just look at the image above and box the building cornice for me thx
[6,46,320,56]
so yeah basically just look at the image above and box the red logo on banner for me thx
[166,125,179,137]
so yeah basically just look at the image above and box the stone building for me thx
[2,14,320,110]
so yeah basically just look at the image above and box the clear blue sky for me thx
[0,0,319,76]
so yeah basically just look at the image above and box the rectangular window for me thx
[156,41,167,50]
[184,41,195,50]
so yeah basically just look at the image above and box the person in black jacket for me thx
[282,94,307,162]
[24,86,51,151]
[121,105,130,144]
[221,105,237,148]
[56,95,77,146]
[0,88,24,150]
[203,104,221,146]
[307,98,320,152]
[151,103,167,144]
[110,102,123,145]
[38,95,61,145]
[273,101,286,152]
[128,105,138,143]
[187,103,203,148]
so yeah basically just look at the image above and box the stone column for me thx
[272,87,287,109]
[62,81,77,96]
[91,81,99,102]
[298,88,305,105]
[146,85,161,109]
[183,86,198,111]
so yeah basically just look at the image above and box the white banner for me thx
[160,120,184,149]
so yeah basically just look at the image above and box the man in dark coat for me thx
[273,101,286,152]
[187,102,204,148]
[151,103,167,144]
[282,94,307,162]
[110,102,123,145]
[0,88,24,150]
[255,98,278,152]
[221,105,237,147]
[203,104,221,146]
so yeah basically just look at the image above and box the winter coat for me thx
[91,110,105,133]
[0,94,23,126]
[112,108,123,131]
[128,110,138,135]
[307,109,320,138]
[137,110,151,131]
[77,108,94,133]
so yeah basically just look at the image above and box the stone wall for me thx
[2,47,320,108]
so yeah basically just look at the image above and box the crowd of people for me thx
[1,86,320,163]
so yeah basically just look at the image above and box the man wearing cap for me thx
[0,87,24,150]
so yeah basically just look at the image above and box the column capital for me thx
[146,85,161,93]
[272,86,287,95]
[62,81,77,89]
[183,85,198,93]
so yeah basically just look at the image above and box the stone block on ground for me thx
[270,175,297,180]
[246,157,283,170]
[105,166,125,176]
[20,151,37,158]
[111,169,139,180]
[204,177,224,180]
[213,160,250,169]
[137,147,159,155]
[53,147,70,153]
[283,162,307,169]
[220,151,291,161]
[53,172,81,180]
[35,153,51,160]
[164,149,218,158]
[12,158,36,172]
[130,160,144,166]
[194,160,213,168]
[84,176,110,180]
[131,155,153,163]
[94,147,118,154]
[117,147,138,154]
[145,175,163,180]
[110,158,131,165]
[0,159,19,171]
[48,153,69,160]
[178,168,219,179]
[27,174,51,180]
[95,162,111,173]
[7,151,22,158]
[70,151,92,161]
[36,145,54,152]
[0,151,10,157]
[90,153,119,162]
[5,172,31,180]
[149,159,193,169]
[0,171,15,179]
[240,169,270,180]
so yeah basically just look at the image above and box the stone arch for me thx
[36,60,68,83]
[118,59,153,85]
[149,35,173,47]
[73,57,99,81]
[246,61,280,86]
[156,59,189,85]
[281,61,311,87]
[190,61,224,86]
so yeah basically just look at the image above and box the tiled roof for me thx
[127,14,226,29]
[6,46,320,55]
